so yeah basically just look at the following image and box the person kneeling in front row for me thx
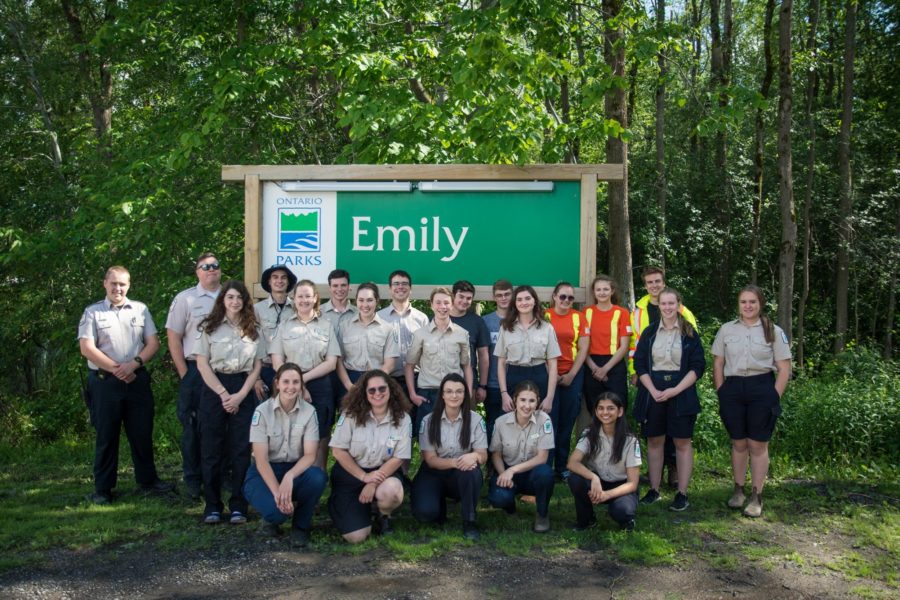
[329,370,412,543]
[244,363,327,547]
[567,392,641,531]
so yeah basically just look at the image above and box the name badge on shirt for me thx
[386,436,398,456]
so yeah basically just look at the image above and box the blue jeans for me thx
[488,463,555,517]
[243,462,327,530]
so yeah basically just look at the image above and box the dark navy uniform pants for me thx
[243,462,327,530]
[88,368,159,493]
[177,361,203,486]
[488,463,555,517]
[199,372,253,515]
[553,367,585,474]
[411,463,483,524]
[568,473,637,527]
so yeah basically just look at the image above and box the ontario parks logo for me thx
[278,209,320,252]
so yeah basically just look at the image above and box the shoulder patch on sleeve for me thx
[781,330,789,344]
[79,312,88,327]
[251,411,260,426]
[480,418,487,433]
[409,420,414,438]
[634,443,642,459]
[336,413,345,427]
[543,419,553,434]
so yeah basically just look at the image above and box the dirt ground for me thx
[0,529,883,600]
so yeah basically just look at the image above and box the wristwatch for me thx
[133,356,144,366]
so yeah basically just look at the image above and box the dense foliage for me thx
[0,1,896,451]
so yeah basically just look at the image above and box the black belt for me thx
[91,366,146,380]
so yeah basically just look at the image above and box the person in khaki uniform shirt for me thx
[567,392,641,531]
[712,285,792,518]
[495,285,561,413]
[78,265,173,504]
[195,281,265,525]
[411,373,488,541]
[404,287,473,436]
[488,380,556,533]
[243,363,327,547]
[253,264,297,398]
[336,282,400,391]
[270,279,342,470]
[328,370,412,543]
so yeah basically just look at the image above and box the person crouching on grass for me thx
[567,392,641,531]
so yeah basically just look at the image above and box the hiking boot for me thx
[184,480,202,501]
[290,528,311,548]
[88,491,112,505]
[140,479,176,496]
[640,488,661,504]
[669,492,689,512]
[621,519,636,532]
[258,520,280,537]
[377,514,394,536]
[727,483,746,509]
[533,514,550,533]
[573,515,597,532]
[743,489,763,518]
[463,521,480,541]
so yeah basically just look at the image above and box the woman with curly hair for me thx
[195,280,266,525]
[328,369,412,543]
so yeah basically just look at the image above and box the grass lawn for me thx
[1,439,897,595]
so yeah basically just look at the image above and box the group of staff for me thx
[78,255,792,546]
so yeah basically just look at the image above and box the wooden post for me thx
[580,173,598,303]
[244,174,262,294]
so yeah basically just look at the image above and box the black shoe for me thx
[640,488,661,505]
[258,520,280,537]
[140,479,175,495]
[462,521,480,541]
[572,515,597,532]
[669,492,689,512]
[503,503,516,515]
[290,528,311,548]
[621,519,636,532]
[377,514,394,536]
[185,480,202,501]
[88,491,112,505]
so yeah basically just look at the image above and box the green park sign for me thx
[222,165,624,301]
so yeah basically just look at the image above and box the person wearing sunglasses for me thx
[583,274,632,414]
[328,369,412,543]
[411,373,488,540]
[166,252,222,500]
[544,281,590,480]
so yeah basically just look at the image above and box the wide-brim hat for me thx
[261,264,297,293]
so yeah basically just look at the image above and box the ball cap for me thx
[260,264,297,294]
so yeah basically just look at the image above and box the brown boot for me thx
[727,483,746,509]
[743,488,763,518]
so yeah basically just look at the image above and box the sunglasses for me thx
[557,294,575,302]
[367,385,388,395]
[197,263,220,271]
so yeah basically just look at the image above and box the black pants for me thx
[411,463,483,523]
[176,361,203,486]
[89,368,158,493]
[583,356,628,412]
[199,372,253,514]
[568,473,637,526]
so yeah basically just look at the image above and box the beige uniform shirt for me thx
[406,321,471,389]
[270,314,341,372]
[377,304,429,377]
[575,431,642,482]
[329,411,412,468]
[249,396,319,464]
[711,319,792,377]
[78,298,157,369]
[494,320,562,366]
[338,314,400,371]
[195,320,267,373]
[651,324,682,371]
[419,410,488,459]
[320,301,358,335]
[490,411,555,466]
[165,284,219,359]
[254,297,295,365]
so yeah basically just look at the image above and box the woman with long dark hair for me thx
[195,280,265,525]
[567,392,641,531]
[328,369,412,543]
[712,285,791,517]
[411,373,488,540]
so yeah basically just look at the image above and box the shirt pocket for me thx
[528,339,548,361]
[349,430,369,460]
[749,340,774,363]
[342,334,366,362]
[505,340,527,363]
[423,340,442,361]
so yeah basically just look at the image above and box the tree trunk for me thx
[884,196,899,359]
[796,0,820,368]
[710,0,733,312]
[61,0,114,149]
[603,0,635,309]
[688,0,703,157]
[750,0,776,285]
[834,0,857,353]
[655,0,667,267]
[776,0,796,339]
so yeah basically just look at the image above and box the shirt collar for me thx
[103,297,133,310]
[195,283,220,298]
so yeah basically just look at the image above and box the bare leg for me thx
[374,477,404,515]
[731,438,749,485]
[647,435,665,490]
[343,526,372,544]
[673,438,693,495]
[747,440,770,493]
